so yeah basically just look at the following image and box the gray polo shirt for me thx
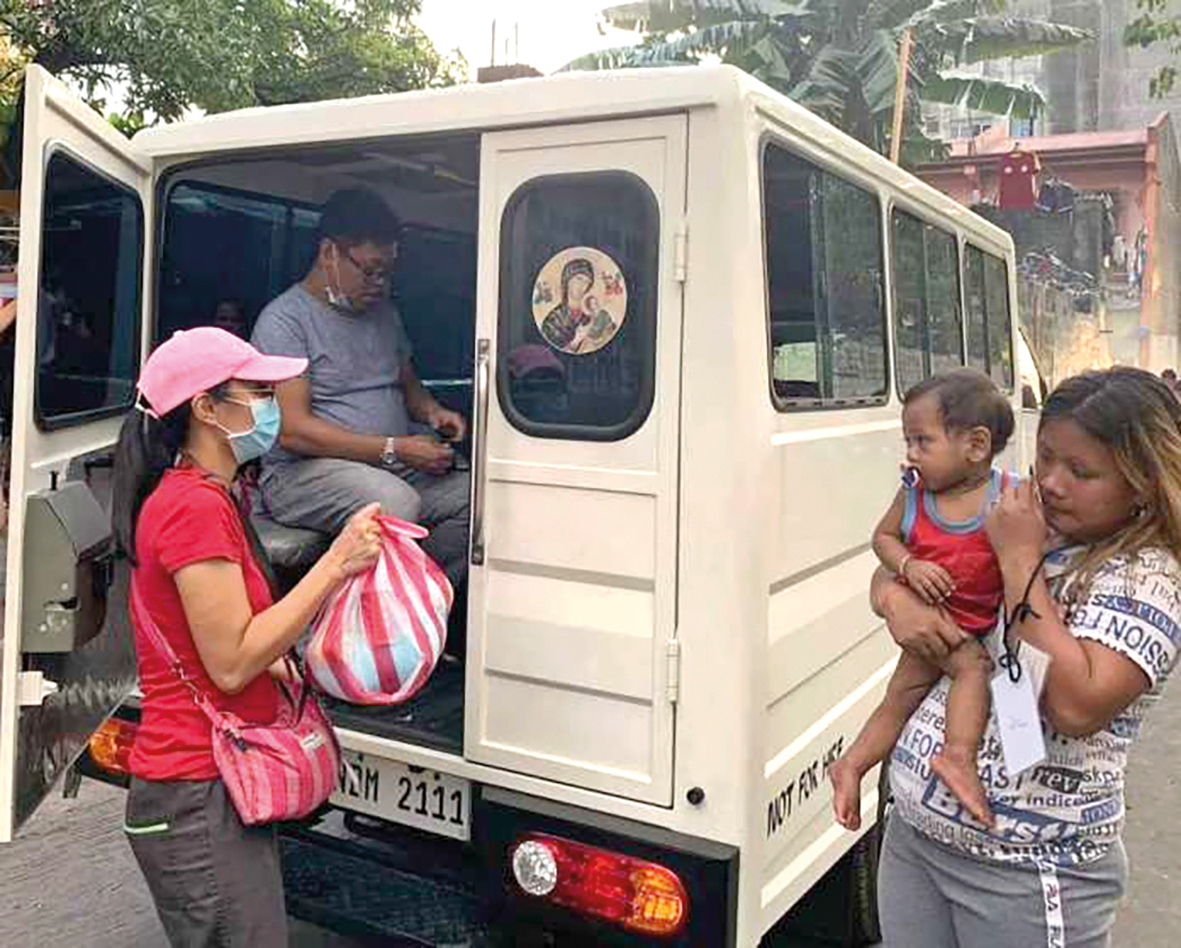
[251,283,414,468]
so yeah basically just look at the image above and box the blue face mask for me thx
[218,396,281,464]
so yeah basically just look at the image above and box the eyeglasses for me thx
[341,246,397,285]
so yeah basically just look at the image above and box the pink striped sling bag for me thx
[130,577,340,825]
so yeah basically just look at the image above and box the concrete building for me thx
[915,114,1181,370]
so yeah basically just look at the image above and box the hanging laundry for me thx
[998,143,1041,210]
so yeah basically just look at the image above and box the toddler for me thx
[829,368,1015,830]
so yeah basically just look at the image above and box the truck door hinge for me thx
[673,222,689,284]
[666,639,682,704]
[18,671,59,707]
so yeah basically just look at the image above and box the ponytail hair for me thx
[112,384,227,565]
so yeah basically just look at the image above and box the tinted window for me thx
[159,183,310,341]
[497,173,657,440]
[964,247,988,375]
[763,143,887,407]
[36,151,143,427]
[984,254,1014,391]
[891,210,963,395]
[892,212,926,394]
[159,179,477,394]
[964,245,1014,391]
[926,227,963,376]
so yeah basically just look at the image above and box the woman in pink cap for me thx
[111,327,381,947]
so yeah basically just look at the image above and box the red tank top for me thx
[902,470,1008,636]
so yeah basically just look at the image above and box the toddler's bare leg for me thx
[830,651,941,831]
[929,639,994,827]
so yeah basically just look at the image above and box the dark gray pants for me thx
[261,457,470,588]
[124,777,287,948]
[879,816,1127,948]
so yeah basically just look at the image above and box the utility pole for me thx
[491,19,497,66]
[890,28,914,165]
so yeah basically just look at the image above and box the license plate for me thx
[332,750,472,842]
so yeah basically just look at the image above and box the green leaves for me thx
[920,16,1094,66]
[918,74,1045,118]
[573,0,1091,161]
[0,0,461,124]
[601,0,807,33]
[1124,0,1181,98]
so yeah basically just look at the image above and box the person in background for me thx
[112,327,381,947]
[212,299,249,339]
[251,188,470,589]
[874,367,1181,948]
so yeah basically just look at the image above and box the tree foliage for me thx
[567,0,1092,162]
[1125,0,1181,98]
[0,0,464,124]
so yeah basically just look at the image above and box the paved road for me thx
[0,684,1176,947]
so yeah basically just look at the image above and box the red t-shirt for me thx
[129,466,278,780]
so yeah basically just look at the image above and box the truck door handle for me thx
[470,338,491,567]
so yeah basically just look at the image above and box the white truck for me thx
[0,63,1033,946]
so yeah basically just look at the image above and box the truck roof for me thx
[133,64,1009,253]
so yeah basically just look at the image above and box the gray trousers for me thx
[879,816,1127,948]
[124,777,286,948]
[261,457,471,587]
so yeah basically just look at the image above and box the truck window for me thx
[159,180,476,394]
[36,150,143,428]
[158,182,317,341]
[984,253,1015,392]
[964,244,1014,392]
[496,172,657,441]
[891,209,963,395]
[762,141,887,408]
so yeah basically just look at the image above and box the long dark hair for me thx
[1040,367,1181,600]
[112,383,228,566]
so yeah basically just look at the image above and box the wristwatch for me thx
[380,436,398,469]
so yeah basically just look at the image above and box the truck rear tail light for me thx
[88,717,138,775]
[509,833,689,937]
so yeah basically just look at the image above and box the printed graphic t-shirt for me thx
[890,543,1181,867]
[130,467,278,780]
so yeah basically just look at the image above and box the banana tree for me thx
[563,0,1093,162]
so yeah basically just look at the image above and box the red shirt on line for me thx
[129,466,278,781]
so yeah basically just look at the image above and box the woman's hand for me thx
[879,577,971,663]
[985,478,1047,567]
[326,502,382,579]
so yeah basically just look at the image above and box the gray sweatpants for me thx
[261,457,470,587]
[879,816,1127,948]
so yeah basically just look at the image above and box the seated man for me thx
[251,188,470,588]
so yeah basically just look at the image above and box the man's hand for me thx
[395,434,454,475]
[426,405,467,443]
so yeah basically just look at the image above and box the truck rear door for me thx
[466,116,687,805]
[0,66,150,840]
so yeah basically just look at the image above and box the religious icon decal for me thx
[532,246,627,356]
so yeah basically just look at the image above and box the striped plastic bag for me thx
[305,515,454,704]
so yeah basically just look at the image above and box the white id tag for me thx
[990,662,1047,776]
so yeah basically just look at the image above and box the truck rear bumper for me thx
[282,787,739,947]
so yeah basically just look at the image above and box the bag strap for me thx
[129,574,226,725]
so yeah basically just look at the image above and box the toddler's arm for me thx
[872,488,953,604]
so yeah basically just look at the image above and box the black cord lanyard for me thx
[997,548,1058,684]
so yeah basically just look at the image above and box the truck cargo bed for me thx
[324,659,464,755]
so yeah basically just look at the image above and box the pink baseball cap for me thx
[137,326,307,416]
